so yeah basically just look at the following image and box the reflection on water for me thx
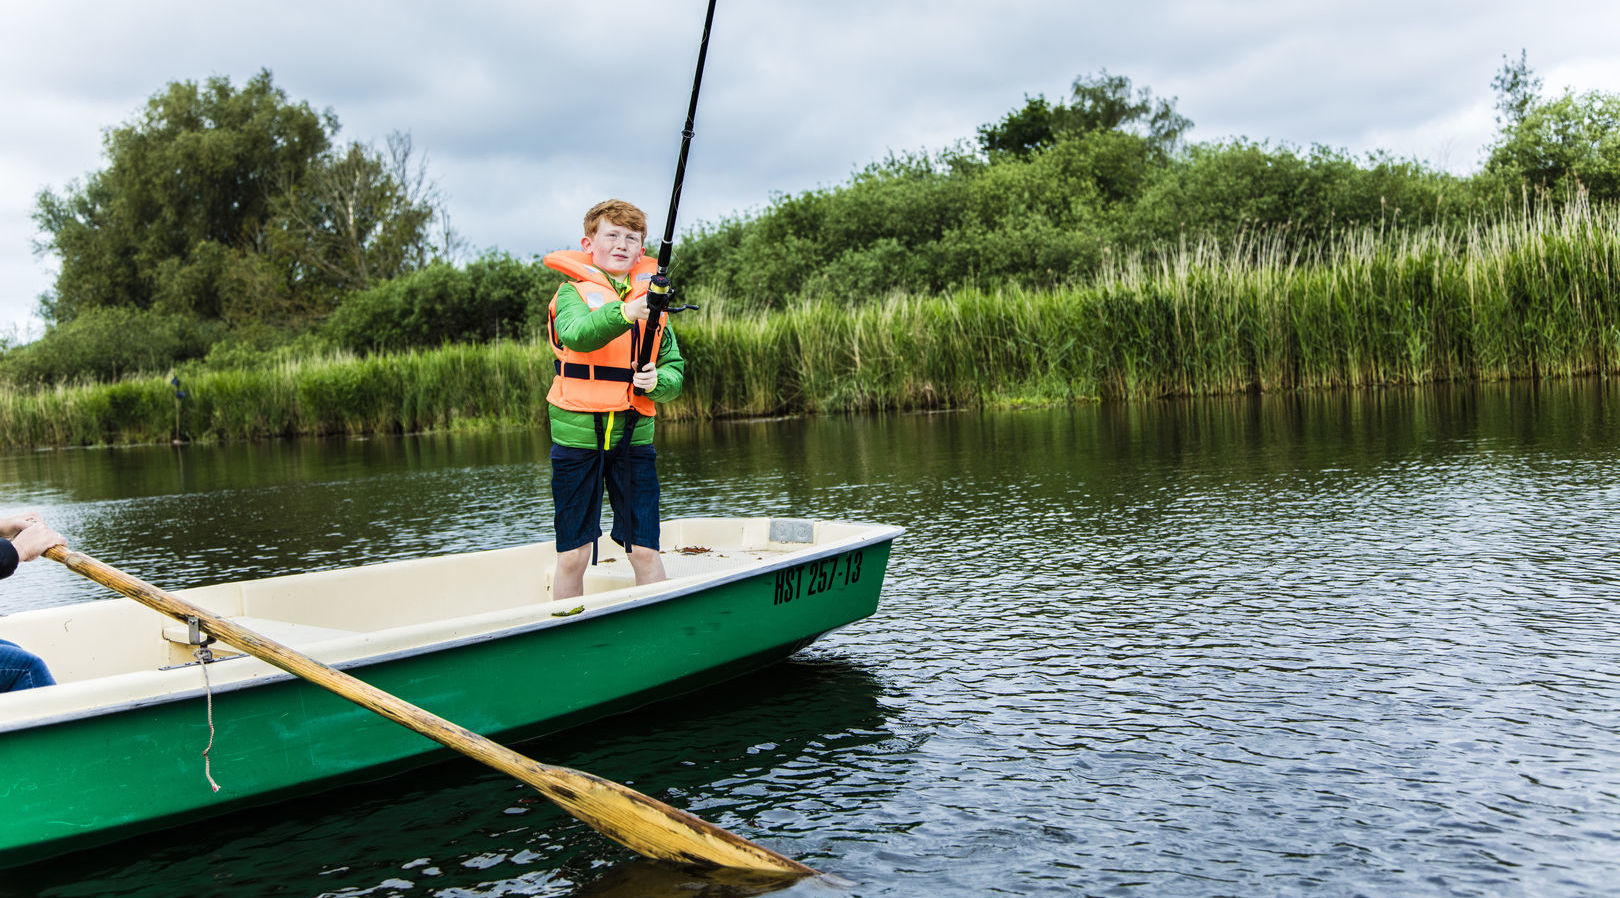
[569,860,811,898]
[3,380,1619,896]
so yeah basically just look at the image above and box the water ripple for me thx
[3,386,1619,896]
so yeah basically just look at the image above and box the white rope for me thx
[195,645,222,792]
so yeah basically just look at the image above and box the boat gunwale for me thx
[0,522,903,734]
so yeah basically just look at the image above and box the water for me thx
[2,382,1619,896]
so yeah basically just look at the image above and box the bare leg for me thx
[553,544,592,601]
[627,544,667,585]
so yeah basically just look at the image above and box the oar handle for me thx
[42,545,816,876]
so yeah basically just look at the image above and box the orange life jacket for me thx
[543,250,664,417]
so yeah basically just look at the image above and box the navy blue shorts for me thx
[551,443,661,553]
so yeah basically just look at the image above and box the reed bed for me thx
[2,198,1617,447]
[0,342,555,448]
[682,196,1620,411]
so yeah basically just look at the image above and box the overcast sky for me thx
[4,0,1619,338]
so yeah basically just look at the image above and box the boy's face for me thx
[581,218,644,276]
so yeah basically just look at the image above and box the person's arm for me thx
[552,284,635,353]
[0,539,17,580]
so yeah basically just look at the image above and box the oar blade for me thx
[518,760,816,874]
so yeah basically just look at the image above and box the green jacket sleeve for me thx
[552,283,633,352]
[649,327,685,403]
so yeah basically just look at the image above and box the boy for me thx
[542,199,685,600]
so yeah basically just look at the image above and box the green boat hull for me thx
[0,536,894,868]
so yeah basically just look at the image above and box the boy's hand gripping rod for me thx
[635,0,717,393]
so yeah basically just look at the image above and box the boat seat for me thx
[162,616,360,652]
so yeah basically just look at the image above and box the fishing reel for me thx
[645,274,700,316]
[634,273,696,396]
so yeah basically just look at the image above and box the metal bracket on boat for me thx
[187,615,217,663]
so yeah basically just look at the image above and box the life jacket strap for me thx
[554,360,636,383]
[588,409,642,567]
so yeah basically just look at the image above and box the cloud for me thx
[4,0,1620,336]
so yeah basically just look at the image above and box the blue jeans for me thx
[0,638,55,692]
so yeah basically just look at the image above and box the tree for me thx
[1481,48,1620,202]
[1060,69,1192,156]
[1485,89,1620,202]
[1492,49,1543,129]
[32,70,451,329]
[33,71,331,323]
[977,95,1060,158]
[977,70,1192,160]
[270,132,454,302]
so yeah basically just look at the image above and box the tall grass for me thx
[0,343,554,447]
[679,195,1620,411]
[2,198,1617,447]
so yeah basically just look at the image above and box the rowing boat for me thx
[0,516,901,868]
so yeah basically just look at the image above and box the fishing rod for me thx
[635,0,717,392]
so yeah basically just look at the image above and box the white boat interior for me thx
[0,517,891,729]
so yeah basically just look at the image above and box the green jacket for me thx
[548,278,685,448]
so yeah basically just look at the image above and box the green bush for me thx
[0,307,224,385]
[672,134,1485,309]
[195,329,335,371]
[324,253,559,353]
[1126,141,1475,248]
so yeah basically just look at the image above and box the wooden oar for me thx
[43,545,818,876]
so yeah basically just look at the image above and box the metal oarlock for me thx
[187,614,216,662]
